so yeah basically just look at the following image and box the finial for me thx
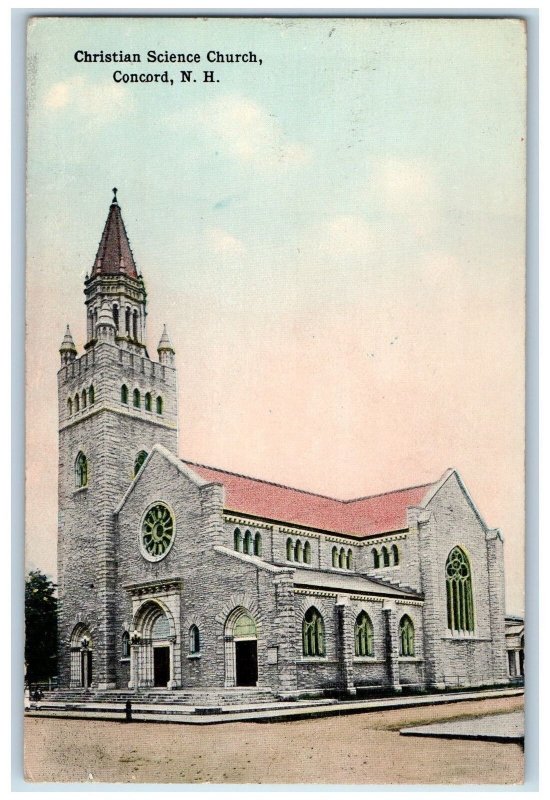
[112,187,118,204]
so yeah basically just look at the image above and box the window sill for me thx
[398,656,423,663]
[354,656,383,663]
[187,653,201,660]
[73,486,88,494]
[300,656,329,663]
[120,657,130,663]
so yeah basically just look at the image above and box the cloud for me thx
[207,227,246,256]
[373,158,438,215]
[179,95,309,169]
[43,76,131,118]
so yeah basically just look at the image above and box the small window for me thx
[74,393,80,412]
[286,538,293,561]
[254,532,262,557]
[189,625,200,654]
[382,546,390,567]
[156,396,163,415]
[372,548,380,568]
[347,549,353,570]
[234,528,243,552]
[121,631,130,659]
[355,612,374,657]
[244,530,253,555]
[112,304,119,331]
[75,451,88,488]
[392,544,399,566]
[332,546,338,568]
[295,540,303,562]
[81,390,87,409]
[67,398,73,416]
[339,547,346,569]
[304,541,311,564]
[133,389,140,408]
[399,615,415,657]
[302,607,325,657]
[132,309,138,340]
[145,392,152,412]
[89,385,95,405]
[134,450,148,477]
[121,385,129,404]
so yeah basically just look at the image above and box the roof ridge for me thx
[182,459,434,504]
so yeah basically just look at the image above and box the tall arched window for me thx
[339,547,346,568]
[145,392,152,412]
[112,304,119,331]
[332,546,338,568]
[67,398,73,416]
[89,385,95,405]
[133,389,141,408]
[74,393,80,412]
[75,452,88,488]
[302,607,325,657]
[382,546,390,567]
[399,615,415,656]
[189,625,200,654]
[121,631,130,659]
[392,544,399,565]
[134,450,148,476]
[244,530,253,555]
[121,384,128,404]
[347,549,353,570]
[286,538,293,561]
[81,390,87,409]
[254,532,262,557]
[304,541,311,564]
[372,548,380,568]
[295,540,303,562]
[354,611,374,657]
[445,546,474,633]
[156,396,163,415]
[125,306,131,336]
[234,528,243,552]
[132,309,138,340]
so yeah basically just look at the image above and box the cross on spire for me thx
[112,187,118,204]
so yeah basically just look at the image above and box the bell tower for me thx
[57,191,179,690]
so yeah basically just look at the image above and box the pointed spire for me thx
[157,325,175,366]
[91,190,138,278]
[59,325,77,365]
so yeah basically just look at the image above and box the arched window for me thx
[132,309,138,340]
[339,547,346,569]
[112,304,119,331]
[354,611,374,657]
[399,615,415,656]
[121,384,129,404]
[332,546,338,568]
[372,548,380,568]
[286,538,293,561]
[254,532,262,557]
[244,530,253,555]
[295,540,303,562]
[121,631,130,659]
[134,450,148,477]
[81,390,87,409]
[133,389,140,408]
[445,546,474,633]
[156,396,163,415]
[189,625,200,654]
[74,393,80,412]
[75,452,88,488]
[304,541,311,564]
[234,528,243,552]
[347,549,353,570]
[67,398,73,416]
[145,392,152,412]
[302,607,325,657]
[392,544,399,565]
[125,306,131,336]
[89,385,95,405]
[382,546,390,567]
[151,614,170,640]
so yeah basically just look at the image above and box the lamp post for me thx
[80,636,91,689]
[129,630,141,689]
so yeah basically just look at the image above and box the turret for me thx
[96,300,116,343]
[157,325,176,367]
[59,325,77,365]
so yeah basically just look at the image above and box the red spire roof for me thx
[183,460,434,538]
[91,190,138,278]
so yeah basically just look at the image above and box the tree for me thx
[25,570,58,684]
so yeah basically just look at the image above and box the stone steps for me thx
[42,686,278,707]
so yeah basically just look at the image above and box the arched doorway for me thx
[225,608,258,687]
[69,624,93,688]
[131,601,175,688]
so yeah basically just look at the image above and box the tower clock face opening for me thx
[140,503,175,561]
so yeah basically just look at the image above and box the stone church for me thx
[57,191,509,697]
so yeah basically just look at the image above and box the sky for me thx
[25,17,526,614]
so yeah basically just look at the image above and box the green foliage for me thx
[25,570,58,683]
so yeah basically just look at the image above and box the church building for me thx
[57,192,509,697]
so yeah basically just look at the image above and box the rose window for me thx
[141,503,174,561]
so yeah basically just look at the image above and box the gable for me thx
[423,470,488,531]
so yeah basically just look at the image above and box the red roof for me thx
[183,461,433,538]
[92,200,138,278]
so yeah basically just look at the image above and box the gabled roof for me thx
[183,460,436,538]
[91,195,138,279]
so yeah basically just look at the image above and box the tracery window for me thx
[134,450,148,476]
[141,503,175,561]
[445,546,474,633]
[399,615,415,656]
[75,451,88,488]
[354,611,374,657]
[302,607,325,657]
[189,625,200,654]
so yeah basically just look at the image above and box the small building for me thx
[56,192,510,697]
[505,615,525,681]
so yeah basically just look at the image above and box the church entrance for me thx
[235,640,258,687]
[153,646,170,687]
